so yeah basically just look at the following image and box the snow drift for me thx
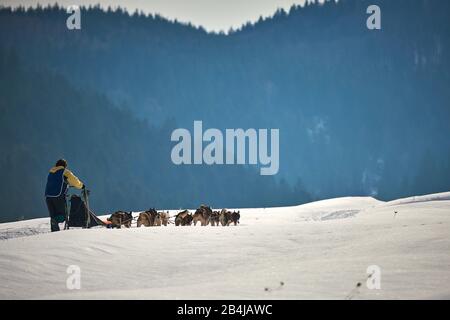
[0,192,449,299]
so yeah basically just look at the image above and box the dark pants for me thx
[45,195,67,232]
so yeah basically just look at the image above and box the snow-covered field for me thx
[0,192,449,300]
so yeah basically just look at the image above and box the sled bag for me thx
[68,195,103,228]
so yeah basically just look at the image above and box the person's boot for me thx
[50,217,60,232]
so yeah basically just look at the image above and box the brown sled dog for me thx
[137,208,158,227]
[193,205,213,226]
[108,211,133,228]
[175,210,193,226]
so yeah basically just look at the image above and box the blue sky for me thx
[0,0,317,32]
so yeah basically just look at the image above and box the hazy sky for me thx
[0,0,312,32]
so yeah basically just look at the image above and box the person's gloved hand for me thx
[82,184,90,196]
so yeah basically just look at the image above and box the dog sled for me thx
[64,188,110,229]
[62,191,240,230]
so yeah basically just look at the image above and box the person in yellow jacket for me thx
[45,159,84,232]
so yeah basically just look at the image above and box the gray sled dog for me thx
[219,209,240,226]
[175,210,193,226]
[210,211,220,226]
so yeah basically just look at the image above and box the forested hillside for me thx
[1,0,450,221]
[0,49,310,221]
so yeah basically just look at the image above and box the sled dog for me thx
[137,209,158,227]
[175,210,193,226]
[193,205,213,226]
[108,211,133,228]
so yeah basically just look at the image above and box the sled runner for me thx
[64,188,108,229]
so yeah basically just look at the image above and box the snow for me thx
[0,192,449,299]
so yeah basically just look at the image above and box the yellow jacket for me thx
[45,166,83,197]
